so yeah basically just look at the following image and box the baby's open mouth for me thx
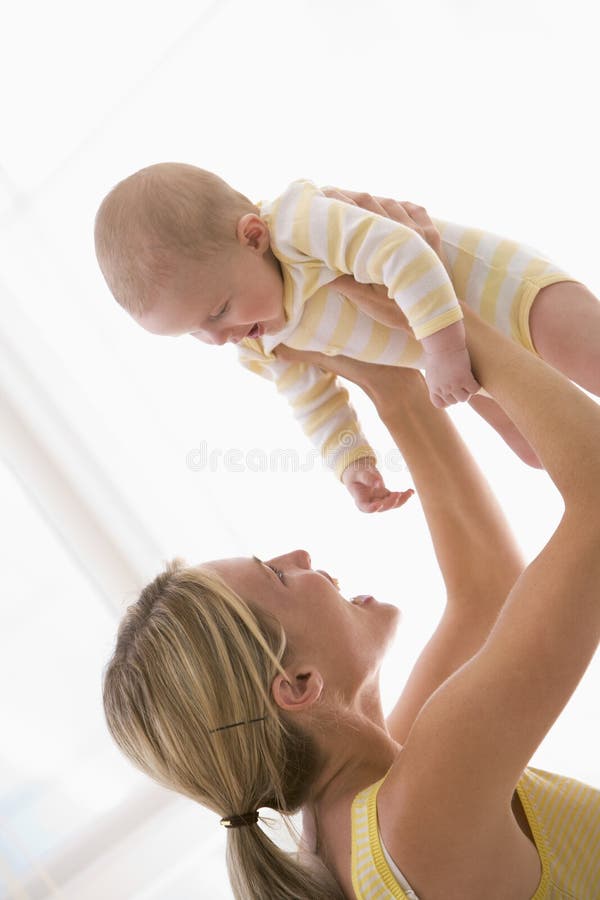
[248,323,262,338]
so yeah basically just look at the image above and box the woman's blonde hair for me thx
[103,558,345,899]
[94,162,256,316]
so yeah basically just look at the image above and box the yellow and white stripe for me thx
[518,767,600,897]
[435,219,572,353]
[351,766,600,899]
[238,181,574,479]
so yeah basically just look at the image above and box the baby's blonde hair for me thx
[94,163,256,316]
[103,558,345,900]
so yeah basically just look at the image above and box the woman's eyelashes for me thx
[268,564,286,584]
[209,301,230,321]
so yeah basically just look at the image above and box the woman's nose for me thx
[269,550,311,569]
[287,549,312,568]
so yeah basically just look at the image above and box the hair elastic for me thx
[220,810,260,829]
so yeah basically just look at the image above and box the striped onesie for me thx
[351,766,600,898]
[238,180,574,479]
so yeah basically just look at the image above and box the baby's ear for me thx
[237,213,270,252]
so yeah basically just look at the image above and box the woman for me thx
[103,203,600,899]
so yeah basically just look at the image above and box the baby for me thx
[94,163,600,512]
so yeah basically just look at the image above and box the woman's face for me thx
[200,549,401,707]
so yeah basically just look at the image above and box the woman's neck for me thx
[301,717,401,853]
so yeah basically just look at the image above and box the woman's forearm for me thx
[373,369,524,609]
[462,303,600,508]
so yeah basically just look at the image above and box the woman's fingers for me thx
[273,343,424,401]
[273,343,387,389]
[323,188,418,232]
[400,201,444,260]
[332,275,411,331]
[323,187,447,271]
[322,187,392,218]
[273,344,325,365]
[321,186,358,205]
[273,344,350,372]
[374,195,423,230]
[273,344,370,383]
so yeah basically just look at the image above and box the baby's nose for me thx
[190,330,226,346]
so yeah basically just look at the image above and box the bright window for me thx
[0,458,144,887]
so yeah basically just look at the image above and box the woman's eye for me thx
[269,565,285,583]
[209,301,229,321]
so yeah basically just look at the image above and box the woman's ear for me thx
[271,668,324,713]
[236,213,270,252]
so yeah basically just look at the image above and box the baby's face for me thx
[135,241,286,345]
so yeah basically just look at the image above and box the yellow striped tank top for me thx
[351,767,600,899]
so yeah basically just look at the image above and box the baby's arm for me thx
[421,319,481,407]
[237,343,412,512]
[314,185,480,407]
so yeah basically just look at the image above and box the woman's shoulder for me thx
[374,754,545,900]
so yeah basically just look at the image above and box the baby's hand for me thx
[421,319,480,408]
[424,347,481,408]
[341,458,414,513]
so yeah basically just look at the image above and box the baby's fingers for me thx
[431,379,481,407]
[429,390,450,408]
[364,489,414,513]
[444,386,474,404]
[448,377,482,404]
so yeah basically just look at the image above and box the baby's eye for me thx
[209,301,230,321]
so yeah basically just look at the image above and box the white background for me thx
[1,1,599,897]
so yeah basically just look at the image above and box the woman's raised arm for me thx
[273,346,525,744]
[360,364,526,743]
[386,303,600,849]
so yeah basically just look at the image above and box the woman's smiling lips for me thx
[317,569,340,589]
[317,569,374,605]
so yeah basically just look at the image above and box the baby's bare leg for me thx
[467,394,543,468]
[467,280,599,467]
[529,281,600,395]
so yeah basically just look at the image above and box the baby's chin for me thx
[263,313,286,336]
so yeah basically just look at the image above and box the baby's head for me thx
[94,162,286,344]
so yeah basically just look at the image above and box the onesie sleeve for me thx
[274,180,462,340]
[237,341,375,481]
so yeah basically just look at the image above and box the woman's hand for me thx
[273,344,424,410]
[322,188,450,331]
[321,188,446,265]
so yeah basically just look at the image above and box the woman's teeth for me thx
[319,570,339,589]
